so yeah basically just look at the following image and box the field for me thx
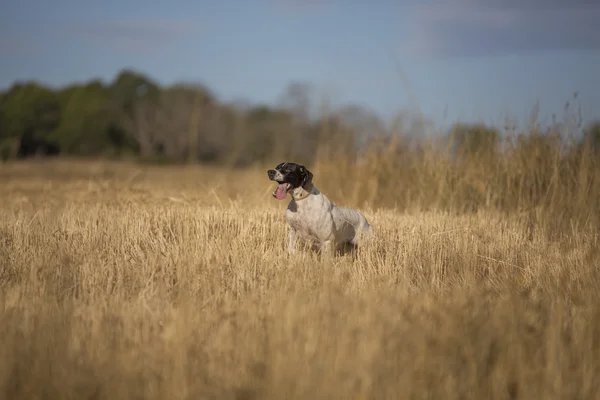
[1,158,600,400]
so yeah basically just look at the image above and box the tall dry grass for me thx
[1,132,599,399]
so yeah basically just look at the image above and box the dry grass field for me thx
[1,158,600,399]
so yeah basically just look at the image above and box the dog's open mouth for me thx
[273,182,291,200]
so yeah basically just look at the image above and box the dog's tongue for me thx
[274,183,288,200]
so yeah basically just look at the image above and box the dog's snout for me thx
[267,169,276,178]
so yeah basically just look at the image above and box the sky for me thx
[1,0,599,132]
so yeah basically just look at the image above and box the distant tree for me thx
[129,83,215,162]
[235,105,297,165]
[336,104,385,150]
[449,122,500,159]
[0,91,6,160]
[277,81,315,121]
[162,83,215,163]
[110,69,161,114]
[109,69,161,156]
[0,82,61,159]
[50,80,115,155]
[582,120,600,154]
[311,114,358,163]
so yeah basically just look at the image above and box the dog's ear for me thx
[300,166,313,187]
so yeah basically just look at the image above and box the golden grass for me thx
[1,159,600,399]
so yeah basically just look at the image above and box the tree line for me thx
[1,69,599,164]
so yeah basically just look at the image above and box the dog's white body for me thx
[285,185,373,255]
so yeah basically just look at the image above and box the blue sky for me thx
[1,0,599,131]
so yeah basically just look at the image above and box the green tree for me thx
[109,70,161,156]
[110,69,161,115]
[0,82,61,159]
[50,81,114,155]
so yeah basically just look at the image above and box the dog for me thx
[267,162,373,256]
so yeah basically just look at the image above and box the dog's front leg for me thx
[320,239,335,258]
[287,227,298,254]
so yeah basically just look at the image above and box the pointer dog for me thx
[267,162,373,255]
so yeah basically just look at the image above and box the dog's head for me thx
[267,162,313,200]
